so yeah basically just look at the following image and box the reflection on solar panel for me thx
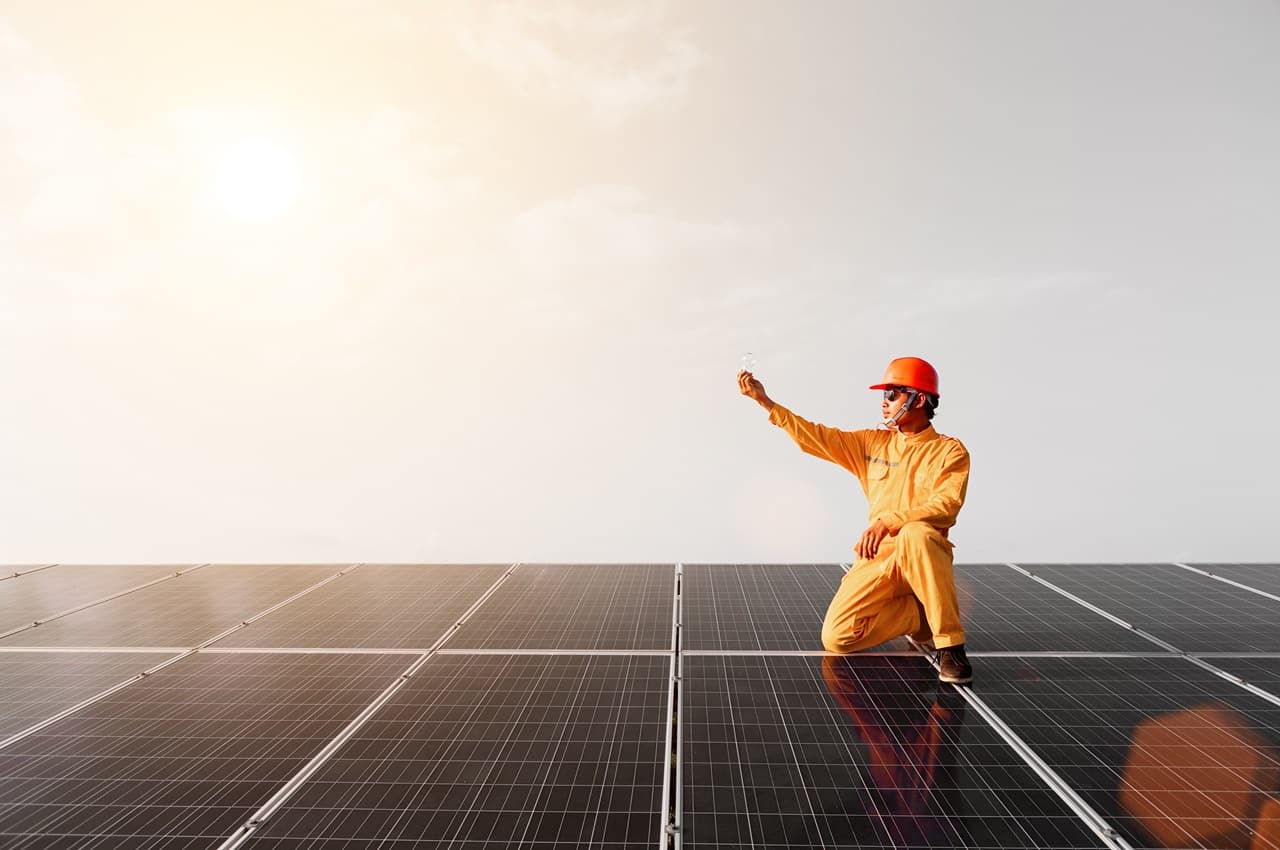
[0,561,1274,849]
[1020,563,1280,652]
[974,656,1280,850]
[246,654,670,848]
[683,655,1106,848]
[442,564,673,650]
[213,563,508,649]
[0,652,408,849]
[681,564,843,651]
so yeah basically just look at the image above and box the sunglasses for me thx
[883,387,915,402]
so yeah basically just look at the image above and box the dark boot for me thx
[938,644,973,685]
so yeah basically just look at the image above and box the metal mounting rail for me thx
[197,563,365,648]
[907,638,1135,850]
[1172,562,1280,603]
[1005,564,1280,708]
[658,564,683,849]
[215,563,522,850]
[1,563,60,581]
[0,563,211,641]
[0,649,194,751]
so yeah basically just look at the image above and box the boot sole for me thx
[938,671,973,685]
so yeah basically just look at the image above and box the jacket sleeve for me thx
[879,442,970,533]
[767,404,867,477]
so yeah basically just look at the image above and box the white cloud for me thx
[449,1,702,127]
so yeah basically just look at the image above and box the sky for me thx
[2,0,1278,565]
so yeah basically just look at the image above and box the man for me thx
[738,356,973,684]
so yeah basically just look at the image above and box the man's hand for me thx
[738,370,774,411]
[855,519,890,561]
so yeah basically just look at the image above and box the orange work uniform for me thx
[768,404,970,651]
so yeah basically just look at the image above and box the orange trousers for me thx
[821,521,966,652]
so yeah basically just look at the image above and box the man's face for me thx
[881,386,914,423]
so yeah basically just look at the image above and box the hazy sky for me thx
[3,1,1278,564]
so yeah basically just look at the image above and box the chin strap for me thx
[879,390,920,431]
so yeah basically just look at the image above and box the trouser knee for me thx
[897,521,945,549]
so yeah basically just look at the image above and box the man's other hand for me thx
[738,370,773,410]
[855,519,890,560]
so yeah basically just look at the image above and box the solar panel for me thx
[1190,563,1280,597]
[953,564,1159,653]
[212,564,508,649]
[971,656,1280,850]
[681,564,855,652]
[0,652,409,849]
[0,564,340,648]
[681,654,1107,848]
[1202,656,1280,692]
[0,564,192,634]
[243,653,670,848]
[0,650,177,738]
[441,564,673,650]
[1017,564,1280,652]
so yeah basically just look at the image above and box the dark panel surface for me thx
[0,651,176,738]
[442,564,672,650]
[954,565,1159,653]
[0,564,339,648]
[1206,656,1280,694]
[1021,564,1280,652]
[246,654,669,849]
[214,563,506,649]
[1193,563,1280,597]
[0,564,188,632]
[0,652,407,850]
[976,656,1280,850]
[681,564,850,651]
[682,655,1105,849]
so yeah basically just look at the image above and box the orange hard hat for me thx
[868,357,939,396]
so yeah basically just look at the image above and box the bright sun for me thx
[213,140,302,224]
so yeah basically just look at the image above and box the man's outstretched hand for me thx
[738,370,774,411]
[855,519,890,560]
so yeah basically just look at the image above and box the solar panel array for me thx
[0,561,1276,849]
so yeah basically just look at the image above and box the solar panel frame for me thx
[441,564,674,651]
[0,650,179,739]
[0,651,412,850]
[680,653,1109,849]
[0,563,198,635]
[1181,562,1280,598]
[0,564,343,648]
[967,655,1280,850]
[680,563,853,652]
[1017,563,1280,653]
[952,564,1161,653]
[240,653,672,849]
[211,563,510,649]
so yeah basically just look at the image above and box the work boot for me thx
[937,644,973,685]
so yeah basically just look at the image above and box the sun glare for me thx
[213,140,301,224]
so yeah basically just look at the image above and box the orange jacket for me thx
[768,404,970,535]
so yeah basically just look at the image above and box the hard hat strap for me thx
[882,390,919,429]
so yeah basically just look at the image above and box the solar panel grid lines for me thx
[211,563,511,650]
[1172,562,1280,603]
[955,565,1161,654]
[970,656,1280,850]
[0,564,341,648]
[680,654,1111,850]
[442,564,674,651]
[197,563,365,649]
[240,653,671,849]
[0,564,58,581]
[0,651,181,740]
[1012,563,1280,653]
[0,562,209,640]
[680,564,846,652]
[1184,563,1280,598]
[0,651,412,850]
